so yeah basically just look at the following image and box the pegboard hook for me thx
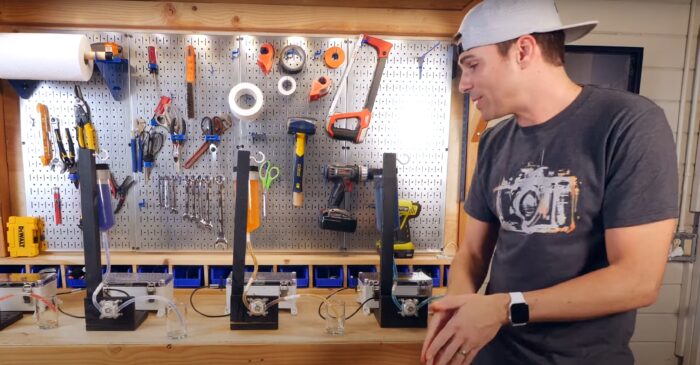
[251,151,265,164]
[397,153,410,165]
[94,149,110,162]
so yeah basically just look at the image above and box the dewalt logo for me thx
[18,226,25,248]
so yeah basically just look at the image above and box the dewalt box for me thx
[6,216,46,257]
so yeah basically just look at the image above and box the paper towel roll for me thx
[0,33,94,81]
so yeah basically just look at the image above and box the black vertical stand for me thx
[79,148,147,331]
[230,151,279,330]
[375,153,428,328]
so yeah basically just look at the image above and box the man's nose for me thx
[458,74,472,94]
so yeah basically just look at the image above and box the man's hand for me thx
[422,294,509,365]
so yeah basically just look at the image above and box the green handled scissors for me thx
[259,160,280,217]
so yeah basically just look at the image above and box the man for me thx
[421,0,678,364]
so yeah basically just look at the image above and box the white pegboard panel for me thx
[21,31,452,253]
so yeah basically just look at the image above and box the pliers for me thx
[112,175,136,214]
[74,85,98,151]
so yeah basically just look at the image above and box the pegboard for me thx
[20,31,452,253]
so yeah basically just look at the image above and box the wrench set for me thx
[158,175,229,248]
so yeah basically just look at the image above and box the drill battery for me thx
[6,216,47,257]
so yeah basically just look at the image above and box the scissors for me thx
[259,160,280,218]
[140,129,164,183]
[200,116,232,161]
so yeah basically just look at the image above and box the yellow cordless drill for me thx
[376,199,421,258]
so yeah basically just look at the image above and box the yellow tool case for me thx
[6,216,46,257]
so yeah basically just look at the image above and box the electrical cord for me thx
[189,286,228,318]
[54,289,87,319]
[318,297,375,321]
[316,287,354,320]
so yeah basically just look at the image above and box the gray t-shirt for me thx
[466,85,678,365]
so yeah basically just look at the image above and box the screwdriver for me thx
[148,46,161,91]
[53,187,62,225]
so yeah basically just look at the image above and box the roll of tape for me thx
[277,76,297,96]
[228,82,264,121]
[279,44,306,74]
[324,46,345,69]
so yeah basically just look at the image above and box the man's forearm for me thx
[447,251,490,296]
[523,263,664,323]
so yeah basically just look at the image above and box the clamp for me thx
[279,44,306,74]
[325,35,393,144]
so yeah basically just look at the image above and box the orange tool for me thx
[309,76,332,101]
[257,43,274,75]
[324,46,345,69]
[326,35,393,144]
[37,103,52,166]
[186,45,196,119]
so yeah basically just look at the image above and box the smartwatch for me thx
[508,292,529,326]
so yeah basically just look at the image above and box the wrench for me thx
[214,175,228,249]
[170,175,178,214]
[183,177,192,220]
[157,176,164,208]
[200,176,213,230]
[162,176,171,209]
[193,176,202,222]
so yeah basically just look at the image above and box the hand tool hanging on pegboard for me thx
[140,129,164,183]
[326,35,393,144]
[51,118,76,174]
[131,117,146,173]
[186,45,196,119]
[147,45,160,92]
[287,118,316,207]
[182,115,232,169]
[37,103,52,167]
[167,104,187,172]
[74,84,98,151]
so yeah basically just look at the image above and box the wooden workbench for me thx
[0,289,430,365]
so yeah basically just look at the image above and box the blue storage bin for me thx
[209,266,232,288]
[102,265,132,274]
[30,265,62,288]
[0,265,25,274]
[277,265,309,288]
[397,265,411,273]
[65,265,86,288]
[173,266,203,288]
[413,265,441,287]
[347,265,376,288]
[444,266,450,287]
[313,265,344,288]
[245,265,273,273]
[137,265,169,273]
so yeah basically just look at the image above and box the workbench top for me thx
[0,289,430,365]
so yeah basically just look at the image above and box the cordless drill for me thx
[319,164,382,232]
[375,200,422,258]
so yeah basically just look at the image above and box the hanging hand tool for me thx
[416,41,440,80]
[131,118,146,173]
[64,126,79,188]
[140,129,164,183]
[74,85,98,151]
[150,96,172,130]
[37,103,52,166]
[113,175,136,214]
[257,43,274,75]
[320,164,381,232]
[287,118,316,207]
[147,45,160,91]
[53,187,62,225]
[52,118,75,173]
[183,116,231,169]
[166,108,187,172]
[183,177,193,221]
[186,45,196,119]
[259,160,280,217]
[49,117,64,172]
[309,76,332,101]
[214,175,228,249]
[326,35,393,144]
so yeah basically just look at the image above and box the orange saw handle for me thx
[186,45,196,83]
[326,109,371,144]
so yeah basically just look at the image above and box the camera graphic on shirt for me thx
[494,164,579,234]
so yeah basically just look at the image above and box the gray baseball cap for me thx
[456,0,598,51]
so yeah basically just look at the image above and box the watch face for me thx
[510,303,529,325]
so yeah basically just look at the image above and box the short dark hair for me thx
[496,30,566,66]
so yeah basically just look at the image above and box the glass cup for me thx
[34,296,59,329]
[323,299,345,336]
[166,302,188,340]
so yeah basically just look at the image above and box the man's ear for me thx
[514,35,537,69]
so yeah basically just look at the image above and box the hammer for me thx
[287,118,317,207]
